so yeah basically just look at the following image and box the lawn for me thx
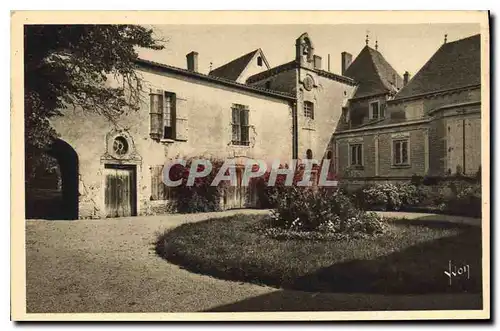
[156,214,482,294]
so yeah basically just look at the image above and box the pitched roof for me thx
[246,61,357,86]
[209,49,267,81]
[394,34,481,100]
[344,46,403,99]
[246,60,296,83]
[135,58,295,101]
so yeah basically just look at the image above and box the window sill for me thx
[231,142,251,147]
[349,165,364,170]
[160,138,175,144]
[391,164,411,169]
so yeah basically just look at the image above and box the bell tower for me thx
[295,33,314,67]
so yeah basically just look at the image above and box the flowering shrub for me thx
[166,158,226,213]
[251,161,337,208]
[360,183,422,211]
[265,186,387,238]
[443,182,482,217]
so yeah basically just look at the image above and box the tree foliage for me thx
[24,24,164,181]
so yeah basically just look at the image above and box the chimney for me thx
[186,51,198,72]
[341,52,352,75]
[313,55,322,69]
[403,71,410,86]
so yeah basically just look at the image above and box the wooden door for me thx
[105,165,136,218]
[222,167,245,210]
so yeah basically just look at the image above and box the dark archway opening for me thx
[25,139,79,220]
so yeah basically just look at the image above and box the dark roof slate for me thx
[394,34,481,100]
[208,49,260,81]
[344,46,403,99]
[135,58,295,101]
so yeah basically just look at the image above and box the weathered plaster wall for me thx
[249,68,297,95]
[238,53,269,84]
[51,68,293,218]
[296,68,356,162]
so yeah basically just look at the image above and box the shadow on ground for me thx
[205,289,483,312]
[286,227,482,295]
[205,224,483,312]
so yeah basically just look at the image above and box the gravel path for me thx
[26,210,482,313]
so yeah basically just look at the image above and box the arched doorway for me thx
[49,139,79,219]
[25,139,79,220]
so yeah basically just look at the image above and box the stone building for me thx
[333,34,481,184]
[28,32,481,219]
[37,32,357,219]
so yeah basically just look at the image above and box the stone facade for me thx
[51,64,294,219]
[333,34,481,184]
[33,32,481,219]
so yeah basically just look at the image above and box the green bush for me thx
[356,180,481,218]
[267,186,387,237]
[361,183,421,211]
[443,182,482,217]
[166,157,225,213]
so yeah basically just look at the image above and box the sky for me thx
[138,24,480,78]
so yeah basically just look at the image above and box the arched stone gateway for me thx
[25,139,79,220]
[47,139,79,220]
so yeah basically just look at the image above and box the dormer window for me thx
[369,100,383,120]
[257,56,263,67]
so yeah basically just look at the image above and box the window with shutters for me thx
[392,139,410,166]
[231,104,250,146]
[349,143,363,166]
[149,90,176,141]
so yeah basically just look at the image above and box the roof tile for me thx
[394,34,480,100]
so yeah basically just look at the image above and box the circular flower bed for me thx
[156,214,481,294]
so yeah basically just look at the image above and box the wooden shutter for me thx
[241,106,249,145]
[231,106,241,144]
[175,96,188,141]
[150,165,165,200]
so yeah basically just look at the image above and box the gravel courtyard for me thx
[25,210,482,313]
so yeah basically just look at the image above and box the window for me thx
[350,144,363,166]
[150,91,176,140]
[393,139,409,165]
[231,104,250,146]
[161,93,175,139]
[265,81,271,89]
[112,136,129,155]
[326,151,332,159]
[257,56,263,67]
[370,101,380,120]
[304,101,314,119]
